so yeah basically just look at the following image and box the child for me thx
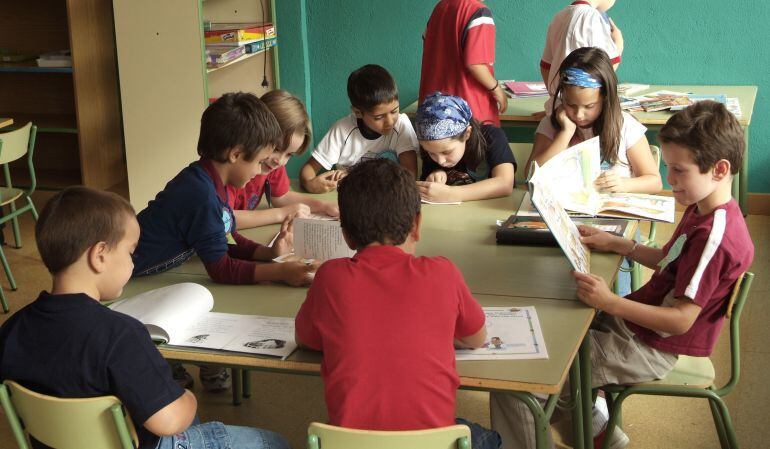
[295,159,500,449]
[528,47,661,194]
[420,0,507,126]
[541,0,623,104]
[0,187,290,449]
[299,64,418,193]
[133,92,317,287]
[227,89,339,229]
[491,101,754,449]
[415,92,515,202]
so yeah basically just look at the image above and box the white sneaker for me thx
[594,425,630,449]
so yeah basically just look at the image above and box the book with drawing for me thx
[204,22,276,45]
[456,307,548,360]
[109,283,296,359]
[523,137,675,223]
[528,164,591,274]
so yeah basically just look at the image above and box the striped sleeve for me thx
[462,7,496,66]
[674,209,728,305]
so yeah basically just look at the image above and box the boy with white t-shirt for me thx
[300,64,418,193]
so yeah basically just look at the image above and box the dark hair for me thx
[551,47,622,166]
[658,101,744,175]
[338,159,421,248]
[419,117,487,171]
[197,92,283,162]
[261,89,313,155]
[347,64,399,112]
[36,187,135,274]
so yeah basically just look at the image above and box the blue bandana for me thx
[562,68,603,89]
[415,92,472,141]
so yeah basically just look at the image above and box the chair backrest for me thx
[718,271,754,397]
[0,122,36,165]
[0,380,138,449]
[307,422,471,449]
[509,143,533,185]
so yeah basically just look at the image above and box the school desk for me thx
[404,85,758,215]
[0,118,12,129]
[120,271,596,449]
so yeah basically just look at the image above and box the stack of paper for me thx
[503,81,549,98]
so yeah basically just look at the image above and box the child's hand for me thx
[282,203,311,221]
[307,171,340,193]
[594,170,626,193]
[577,225,620,253]
[555,106,577,134]
[416,181,457,203]
[425,170,448,184]
[492,85,508,113]
[321,201,340,218]
[280,260,319,287]
[271,216,294,257]
[572,270,616,310]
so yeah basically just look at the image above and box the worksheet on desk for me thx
[456,307,548,360]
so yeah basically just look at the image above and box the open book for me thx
[109,283,297,359]
[293,218,355,261]
[529,164,591,274]
[455,307,548,360]
[527,137,675,222]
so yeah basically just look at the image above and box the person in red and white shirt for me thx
[491,101,754,449]
[420,0,507,126]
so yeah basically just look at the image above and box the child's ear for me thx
[462,125,472,142]
[410,212,422,242]
[87,242,109,274]
[227,146,243,163]
[712,159,731,181]
[351,106,363,119]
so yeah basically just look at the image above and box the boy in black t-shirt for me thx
[0,187,289,449]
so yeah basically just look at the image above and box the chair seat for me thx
[638,355,715,389]
[0,187,23,206]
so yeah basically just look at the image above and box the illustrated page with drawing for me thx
[456,307,548,360]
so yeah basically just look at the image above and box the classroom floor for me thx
[0,191,767,449]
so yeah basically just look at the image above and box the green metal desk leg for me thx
[242,369,251,398]
[739,126,749,216]
[580,337,593,449]
[231,368,242,406]
[506,392,553,449]
[569,354,585,449]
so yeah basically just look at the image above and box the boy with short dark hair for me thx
[295,159,500,448]
[490,100,754,449]
[0,187,289,449]
[299,65,418,193]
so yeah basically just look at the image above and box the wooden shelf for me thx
[206,46,274,74]
[0,62,72,73]
[0,113,77,133]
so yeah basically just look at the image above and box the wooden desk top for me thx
[0,118,13,129]
[120,271,593,394]
[404,85,757,127]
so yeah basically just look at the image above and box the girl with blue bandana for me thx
[415,92,516,202]
[527,47,661,195]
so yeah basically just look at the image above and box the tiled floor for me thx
[0,192,767,449]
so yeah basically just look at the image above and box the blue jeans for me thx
[456,417,502,449]
[156,422,290,449]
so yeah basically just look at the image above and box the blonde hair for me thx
[260,89,312,155]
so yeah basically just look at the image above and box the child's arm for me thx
[417,163,514,202]
[300,158,344,193]
[398,150,418,178]
[528,109,577,167]
[273,190,339,217]
[609,18,624,64]
[578,225,664,269]
[233,204,310,230]
[594,137,662,194]
[467,63,508,113]
[143,389,197,436]
[455,324,488,349]
[540,66,550,87]
[573,271,701,336]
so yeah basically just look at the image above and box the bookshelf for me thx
[0,0,126,190]
[113,0,279,210]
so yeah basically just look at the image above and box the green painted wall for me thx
[279,0,769,193]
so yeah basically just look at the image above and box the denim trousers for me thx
[156,422,290,449]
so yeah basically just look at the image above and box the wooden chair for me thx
[597,272,755,449]
[0,380,138,449]
[0,122,39,312]
[307,422,471,449]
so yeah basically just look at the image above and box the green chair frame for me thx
[0,122,39,313]
[307,422,471,449]
[597,272,754,449]
[0,380,137,449]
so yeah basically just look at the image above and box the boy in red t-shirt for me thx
[491,101,754,449]
[295,159,501,449]
[420,0,507,126]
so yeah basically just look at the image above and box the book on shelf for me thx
[36,50,72,68]
[496,213,631,247]
[109,283,297,359]
[245,37,278,54]
[502,80,549,98]
[204,22,276,45]
[455,307,548,360]
[205,45,246,67]
[519,137,675,222]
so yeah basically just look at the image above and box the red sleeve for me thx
[203,254,257,284]
[462,19,495,66]
[449,263,486,338]
[268,166,291,198]
[295,275,323,350]
[228,231,261,260]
